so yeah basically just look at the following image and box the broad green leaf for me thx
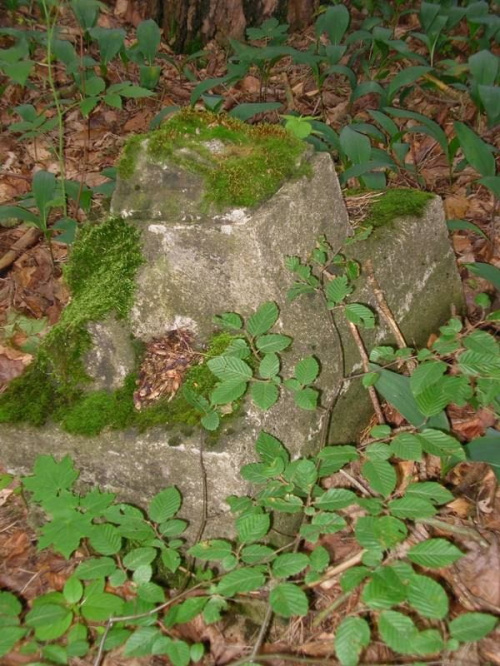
[454,121,495,177]
[0,206,39,224]
[340,566,370,592]
[136,19,161,63]
[123,547,157,570]
[315,4,350,44]
[81,592,124,621]
[361,459,396,497]
[251,382,279,410]
[309,546,329,573]
[255,431,289,464]
[259,353,280,379]
[148,487,181,523]
[188,539,232,561]
[136,582,165,604]
[124,627,161,657]
[315,488,356,510]
[256,334,291,353]
[164,639,191,666]
[407,539,463,568]
[89,524,122,555]
[390,433,422,461]
[410,361,447,395]
[449,612,498,642]
[365,442,391,461]
[345,303,375,328]
[409,628,444,656]
[63,576,83,604]
[447,218,488,239]
[0,591,22,618]
[388,497,437,519]
[465,431,500,480]
[75,557,117,580]
[355,516,407,551]
[208,356,253,382]
[294,387,319,410]
[404,482,454,505]
[318,445,358,476]
[418,429,465,460]
[269,583,308,617]
[236,512,270,543]
[272,553,309,578]
[478,176,500,199]
[26,604,73,641]
[326,275,352,305]
[89,27,125,65]
[247,301,279,337]
[161,548,181,573]
[294,356,320,385]
[23,455,79,502]
[0,627,26,657]
[166,597,209,626]
[201,411,220,431]
[378,610,417,654]
[467,261,500,291]
[217,568,266,596]
[241,544,276,564]
[362,566,407,609]
[211,379,247,404]
[212,312,243,330]
[407,575,448,619]
[335,616,370,666]
[340,126,371,164]
[133,565,152,585]
[387,65,431,102]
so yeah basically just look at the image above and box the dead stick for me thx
[365,259,417,373]
[347,319,385,424]
[0,227,41,272]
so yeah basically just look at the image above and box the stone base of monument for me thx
[0,113,463,540]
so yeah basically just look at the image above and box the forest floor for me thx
[0,0,500,664]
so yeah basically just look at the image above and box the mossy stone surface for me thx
[113,108,309,218]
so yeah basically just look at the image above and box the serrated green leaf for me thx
[166,597,209,627]
[335,616,370,666]
[269,583,308,618]
[355,516,407,551]
[259,353,280,378]
[340,566,370,592]
[208,356,253,382]
[418,429,465,460]
[240,544,275,564]
[345,303,375,329]
[251,382,279,410]
[315,488,357,510]
[26,604,73,641]
[123,547,157,570]
[217,567,266,596]
[378,611,418,654]
[388,497,437,520]
[294,387,319,410]
[309,546,329,573]
[408,628,444,656]
[149,487,181,523]
[236,513,270,544]
[81,591,124,621]
[211,379,248,405]
[361,459,396,497]
[256,334,291,353]
[318,445,358,475]
[124,627,161,657]
[272,553,309,578]
[362,566,407,610]
[407,539,463,568]
[75,557,117,580]
[247,302,279,337]
[201,410,219,430]
[326,275,352,305]
[405,481,454,504]
[188,539,232,561]
[161,547,181,573]
[294,356,320,385]
[408,575,448,619]
[449,612,498,642]
[89,524,122,555]
[133,564,152,584]
[63,576,83,604]
[390,433,423,461]
[136,582,165,603]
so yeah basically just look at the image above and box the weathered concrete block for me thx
[0,113,463,540]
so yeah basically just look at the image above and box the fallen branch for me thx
[0,227,41,272]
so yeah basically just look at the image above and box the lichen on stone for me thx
[117,108,310,209]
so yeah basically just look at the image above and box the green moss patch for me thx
[368,188,434,228]
[118,108,309,209]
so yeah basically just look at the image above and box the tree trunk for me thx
[146,0,319,53]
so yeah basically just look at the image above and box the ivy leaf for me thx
[251,382,279,410]
[23,455,79,502]
[407,575,449,619]
[361,459,397,497]
[247,301,279,337]
[335,616,371,666]
[449,613,498,642]
[148,487,181,523]
[269,583,309,617]
[407,539,463,568]
[294,356,320,385]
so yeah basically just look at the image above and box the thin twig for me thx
[308,550,365,591]
[365,259,417,373]
[346,320,385,424]
[250,603,274,660]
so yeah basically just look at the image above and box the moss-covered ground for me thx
[0,216,235,436]
[118,108,309,209]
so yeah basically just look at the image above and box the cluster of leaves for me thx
[2,432,498,665]
[184,301,320,430]
[287,237,500,476]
